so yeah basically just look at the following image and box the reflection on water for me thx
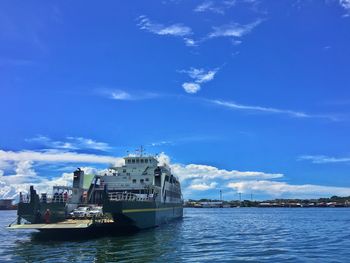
[2,209,350,262]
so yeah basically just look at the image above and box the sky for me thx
[1,0,350,201]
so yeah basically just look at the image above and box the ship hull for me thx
[103,201,183,229]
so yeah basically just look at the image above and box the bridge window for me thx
[141,159,144,163]
[127,159,131,163]
[136,159,139,163]
[132,179,136,183]
[132,159,135,163]
[145,159,148,163]
[140,179,144,184]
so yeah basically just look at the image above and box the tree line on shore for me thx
[185,196,350,208]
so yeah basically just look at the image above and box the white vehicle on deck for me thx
[71,206,90,218]
[88,207,103,217]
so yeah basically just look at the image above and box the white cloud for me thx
[182,82,201,94]
[15,160,36,177]
[183,38,197,47]
[1,151,348,200]
[211,99,337,120]
[0,161,101,200]
[170,163,283,182]
[208,20,262,39]
[189,182,218,191]
[0,149,123,166]
[156,152,171,167]
[180,68,218,94]
[137,16,192,45]
[227,180,350,198]
[298,155,350,164]
[26,136,112,151]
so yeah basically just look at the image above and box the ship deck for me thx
[8,219,103,230]
[8,219,92,229]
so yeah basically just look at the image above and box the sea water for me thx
[1,208,350,262]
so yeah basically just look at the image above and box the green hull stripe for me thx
[122,206,182,213]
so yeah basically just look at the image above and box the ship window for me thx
[145,178,149,182]
[126,173,130,176]
[132,179,136,183]
[127,160,131,163]
[145,159,148,163]
[123,169,126,173]
[141,159,144,163]
[140,179,144,184]
[149,159,152,163]
[132,159,135,163]
[136,159,139,163]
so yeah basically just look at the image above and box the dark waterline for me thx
[1,208,350,262]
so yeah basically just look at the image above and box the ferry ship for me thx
[9,153,183,233]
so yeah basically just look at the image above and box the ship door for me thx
[154,167,161,187]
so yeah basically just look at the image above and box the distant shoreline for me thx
[185,196,350,208]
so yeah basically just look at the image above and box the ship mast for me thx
[136,145,145,157]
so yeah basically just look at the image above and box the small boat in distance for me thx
[9,152,183,234]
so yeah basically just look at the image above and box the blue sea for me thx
[1,208,350,262]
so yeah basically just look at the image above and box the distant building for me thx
[0,199,13,210]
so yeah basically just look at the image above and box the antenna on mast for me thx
[140,145,145,157]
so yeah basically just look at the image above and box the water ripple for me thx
[1,208,350,262]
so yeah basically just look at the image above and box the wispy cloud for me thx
[207,19,262,40]
[298,155,350,164]
[180,67,219,94]
[99,89,159,101]
[111,90,132,100]
[0,149,123,165]
[149,141,173,147]
[227,180,350,198]
[211,99,338,120]
[194,1,236,14]
[137,15,193,45]
[26,136,112,151]
[339,0,350,11]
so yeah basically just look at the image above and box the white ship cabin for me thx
[94,156,182,203]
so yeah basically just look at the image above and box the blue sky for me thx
[1,0,350,200]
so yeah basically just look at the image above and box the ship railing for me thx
[108,192,154,202]
[40,194,70,203]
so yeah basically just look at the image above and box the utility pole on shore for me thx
[220,190,222,201]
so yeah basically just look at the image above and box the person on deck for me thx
[44,209,51,224]
[63,191,68,202]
